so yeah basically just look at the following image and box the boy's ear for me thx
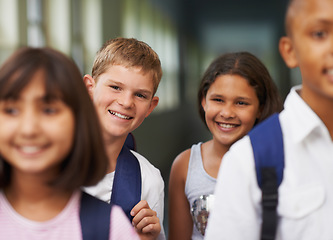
[279,36,298,68]
[83,74,95,98]
[145,96,159,117]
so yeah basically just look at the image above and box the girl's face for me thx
[201,74,261,148]
[0,70,75,179]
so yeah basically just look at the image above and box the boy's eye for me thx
[212,98,223,102]
[312,30,327,39]
[135,93,147,99]
[110,85,120,90]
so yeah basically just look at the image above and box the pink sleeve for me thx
[110,205,140,240]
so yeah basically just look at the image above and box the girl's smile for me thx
[15,144,47,156]
[0,70,75,177]
[217,122,240,131]
[202,74,260,148]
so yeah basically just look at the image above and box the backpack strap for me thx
[111,144,142,221]
[249,113,284,240]
[125,132,136,151]
[80,191,112,240]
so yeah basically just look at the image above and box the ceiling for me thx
[149,0,289,52]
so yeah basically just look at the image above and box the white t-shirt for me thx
[84,150,165,240]
[205,85,333,240]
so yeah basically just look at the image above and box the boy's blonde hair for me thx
[92,37,162,95]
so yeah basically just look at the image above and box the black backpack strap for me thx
[80,191,112,240]
[111,144,142,221]
[249,113,284,240]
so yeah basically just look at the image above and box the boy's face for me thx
[279,0,333,104]
[85,65,158,140]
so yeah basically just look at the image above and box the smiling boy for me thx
[84,38,165,240]
[205,0,333,239]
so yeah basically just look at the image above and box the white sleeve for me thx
[154,180,166,240]
[205,136,262,240]
[132,151,166,240]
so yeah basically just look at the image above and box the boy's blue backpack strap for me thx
[80,191,112,240]
[111,144,142,221]
[125,132,136,151]
[249,113,284,240]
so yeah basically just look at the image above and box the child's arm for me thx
[168,149,193,240]
[131,200,161,240]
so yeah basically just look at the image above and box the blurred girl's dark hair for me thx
[0,47,108,190]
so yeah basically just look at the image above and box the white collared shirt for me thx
[205,85,333,240]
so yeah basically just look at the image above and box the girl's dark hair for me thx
[0,47,108,190]
[198,52,283,128]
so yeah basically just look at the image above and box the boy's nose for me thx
[117,93,134,108]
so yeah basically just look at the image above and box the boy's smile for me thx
[86,65,158,140]
[108,110,133,120]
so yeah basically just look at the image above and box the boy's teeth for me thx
[327,69,333,75]
[219,123,235,128]
[110,110,130,119]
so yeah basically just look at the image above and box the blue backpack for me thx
[249,113,284,240]
[79,133,142,239]
[110,139,141,221]
[80,191,112,240]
